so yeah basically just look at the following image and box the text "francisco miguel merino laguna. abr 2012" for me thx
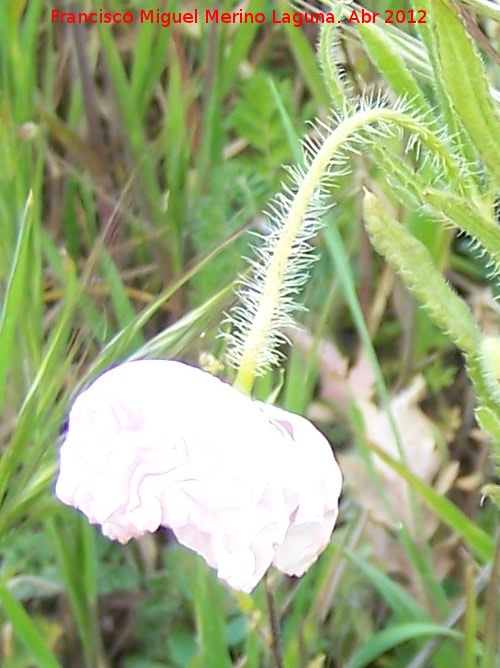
[51,8,428,27]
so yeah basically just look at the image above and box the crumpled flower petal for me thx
[55,360,342,592]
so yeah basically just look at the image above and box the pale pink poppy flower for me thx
[55,360,342,592]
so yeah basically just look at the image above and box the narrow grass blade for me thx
[481,533,500,668]
[463,559,478,668]
[0,193,33,411]
[222,0,267,93]
[346,622,460,668]
[324,222,451,616]
[192,559,232,668]
[362,435,494,563]
[0,582,64,668]
[343,550,430,622]
[47,516,102,668]
[277,0,328,106]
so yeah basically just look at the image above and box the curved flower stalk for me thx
[56,360,342,593]
[223,95,468,394]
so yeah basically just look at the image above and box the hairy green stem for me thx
[362,191,480,355]
[233,106,463,393]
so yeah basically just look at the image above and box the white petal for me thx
[56,360,342,591]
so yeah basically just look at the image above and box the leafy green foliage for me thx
[229,73,301,178]
[1,0,500,667]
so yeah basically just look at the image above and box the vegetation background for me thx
[1,0,499,666]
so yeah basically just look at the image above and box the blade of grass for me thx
[222,0,268,94]
[96,21,181,271]
[130,8,173,119]
[192,558,232,668]
[0,193,33,411]
[324,222,451,615]
[277,0,329,106]
[0,251,77,534]
[361,434,494,563]
[346,622,461,668]
[0,582,64,668]
[481,533,500,668]
[343,550,430,622]
[46,515,103,668]
[463,559,477,668]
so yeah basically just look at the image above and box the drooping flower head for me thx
[56,360,342,592]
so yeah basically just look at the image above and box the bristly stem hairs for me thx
[222,0,500,501]
[223,91,468,394]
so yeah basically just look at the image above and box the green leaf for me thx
[323,223,451,616]
[222,0,267,93]
[346,622,461,668]
[422,189,500,276]
[100,250,144,344]
[463,560,478,668]
[433,0,500,179]
[363,435,494,563]
[358,23,428,112]
[317,7,353,110]
[483,537,500,668]
[192,558,232,668]
[277,0,329,106]
[0,193,33,411]
[0,582,64,668]
[130,11,171,120]
[47,516,102,668]
[475,406,500,443]
[363,191,481,356]
[229,72,296,163]
[96,21,178,265]
[343,551,430,622]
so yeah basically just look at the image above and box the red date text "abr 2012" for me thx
[348,9,427,24]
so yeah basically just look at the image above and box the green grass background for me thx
[0,0,499,666]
